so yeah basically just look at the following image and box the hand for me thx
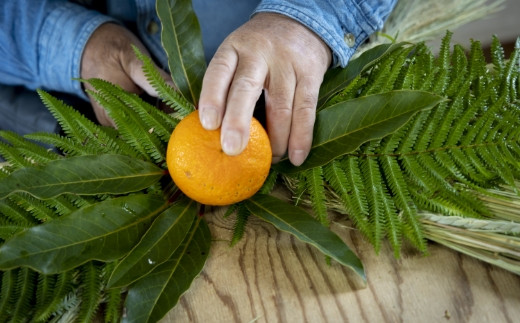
[198,13,331,166]
[81,23,171,126]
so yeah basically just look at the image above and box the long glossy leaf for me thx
[0,194,168,274]
[245,194,365,281]
[275,90,444,173]
[318,42,409,108]
[0,154,164,199]
[157,0,206,105]
[123,217,211,323]
[108,199,197,288]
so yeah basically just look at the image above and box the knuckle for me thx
[268,106,292,121]
[295,91,318,111]
[208,56,235,74]
[267,95,292,114]
[233,75,263,92]
[293,104,316,126]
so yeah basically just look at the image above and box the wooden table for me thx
[162,206,520,323]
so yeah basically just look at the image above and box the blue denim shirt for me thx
[0,0,396,100]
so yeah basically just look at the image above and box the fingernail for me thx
[200,108,218,130]
[290,150,308,166]
[271,156,281,164]
[222,130,243,156]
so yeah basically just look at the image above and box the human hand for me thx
[198,13,331,166]
[81,23,171,126]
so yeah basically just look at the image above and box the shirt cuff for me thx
[253,0,395,67]
[38,2,117,100]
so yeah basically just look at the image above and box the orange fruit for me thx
[166,110,272,206]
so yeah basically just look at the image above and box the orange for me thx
[166,110,272,206]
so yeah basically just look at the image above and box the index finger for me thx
[220,54,268,155]
[198,46,238,130]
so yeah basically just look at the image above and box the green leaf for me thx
[123,217,211,323]
[133,46,195,118]
[318,42,409,108]
[108,199,197,288]
[0,194,168,274]
[156,0,206,105]
[0,154,164,200]
[274,90,444,173]
[245,194,365,281]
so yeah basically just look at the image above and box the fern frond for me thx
[490,35,506,78]
[133,45,195,118]
[445,45,469,97]
[8,193,57,223]
[32,270,75,322]
[468,40,488,93]
[413,44,436,91]
[432,31,453,93]
[0,141,31,170]
[0,219,30,241]
[303,167,329,226]
[85,81,166,163]
[477,144,517,192]
[323,159,371,238]
[37,90,129,157]
[0,198,37,226]
[380,155,415,254]
[359,145,386,253]
[396,108,433,154]
[431,60,468,148]
[51,289,82,322]
[297,36,520,256]
[361,45,414,96]
[25,132,99,156]
[231,203,251,246]
[76,261,103,323]
[32,273,57,323]
[223,203,239,218]
[417,153,484,217]
[103,286,122,323]
[322,76,367,109]
[85,78,176,142]
[9,267,37,322]
[0,270,16,321]
[259,169,279,195]
[0,131,59,165]
[99,261,122,323]
[45,195,80,217]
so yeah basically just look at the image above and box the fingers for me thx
[82,23,172,126]
[199,45,268,156]
[288,76,320,166]
[220,54,268,155]
[197,13,331,164]
[264,67,295,163]
[198,46,238,130]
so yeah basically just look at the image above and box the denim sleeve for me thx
[253,0,397,67]
[0,1,116,99]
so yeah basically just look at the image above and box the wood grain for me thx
[161,206,520,323]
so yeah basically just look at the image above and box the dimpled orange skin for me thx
[166,110,272,206]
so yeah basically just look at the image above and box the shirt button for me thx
[344,33,355,47]
[147,20,160,35]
